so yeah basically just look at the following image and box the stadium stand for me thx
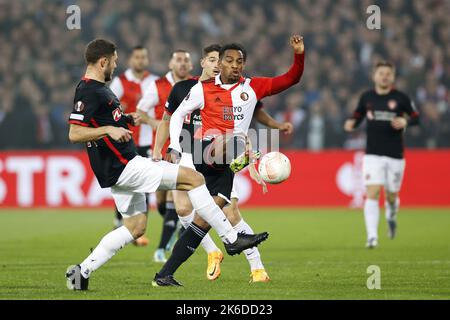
[0,0,449,150]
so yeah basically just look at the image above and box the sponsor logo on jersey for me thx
[388,99,397,110]
[192,113,202,125]
[74,101,85,112]
[112,108,122,121]
[374,111,396,121]
[367,110,374,120]
[222,106,244,121]
[240,92,249,101]
[215,96,222,103]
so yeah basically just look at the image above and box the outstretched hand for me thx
[290,35,304,54]
[249,164,268,194]
[279,122,294,135]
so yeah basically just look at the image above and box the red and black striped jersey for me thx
[69,77,138,188]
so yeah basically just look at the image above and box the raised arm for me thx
[251,35,305,100]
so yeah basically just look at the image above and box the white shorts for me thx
[111,156,180,218]
[230,179,238,200]
[362,154,406,193]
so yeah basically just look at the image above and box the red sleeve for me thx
[250,52,305,100]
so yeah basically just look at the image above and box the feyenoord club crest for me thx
[388,99,397,110]
[112,108,122,121]
[74,101,84,112]
[240,92,249,101]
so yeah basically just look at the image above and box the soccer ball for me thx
[258,152,291,184]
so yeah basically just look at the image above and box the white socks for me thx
[385,197,400,221]
[364,199,379,240]
[178,211,220,254]
[233,219,264,271]
[79,226,134,278]
[187,184,238,244]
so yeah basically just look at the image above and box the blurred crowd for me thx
[0,0,449,150]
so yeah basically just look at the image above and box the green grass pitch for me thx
[0,208,449,299]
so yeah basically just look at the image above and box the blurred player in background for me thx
[344,61,419,248]
[151,35,304,286]
[136,50,193,262]
[109,45,159,247]
[153,44,293,282]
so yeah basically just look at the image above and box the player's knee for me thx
[176,206,193,217]
[367,191,380,200]
[125,217,147,239]
[131,223,146,239]
[366,186,381,200]
[386,192,397,203]
[190,171,205,188]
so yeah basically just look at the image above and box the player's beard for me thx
[174,67,189,79]
[132,64,145,74]
[377,82,391,91]
[104,65,113,82]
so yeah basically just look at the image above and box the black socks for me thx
[158,202,179,249]
[158,222,207,277]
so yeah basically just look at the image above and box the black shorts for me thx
[194,140,234,202]
[137,145,152,158]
